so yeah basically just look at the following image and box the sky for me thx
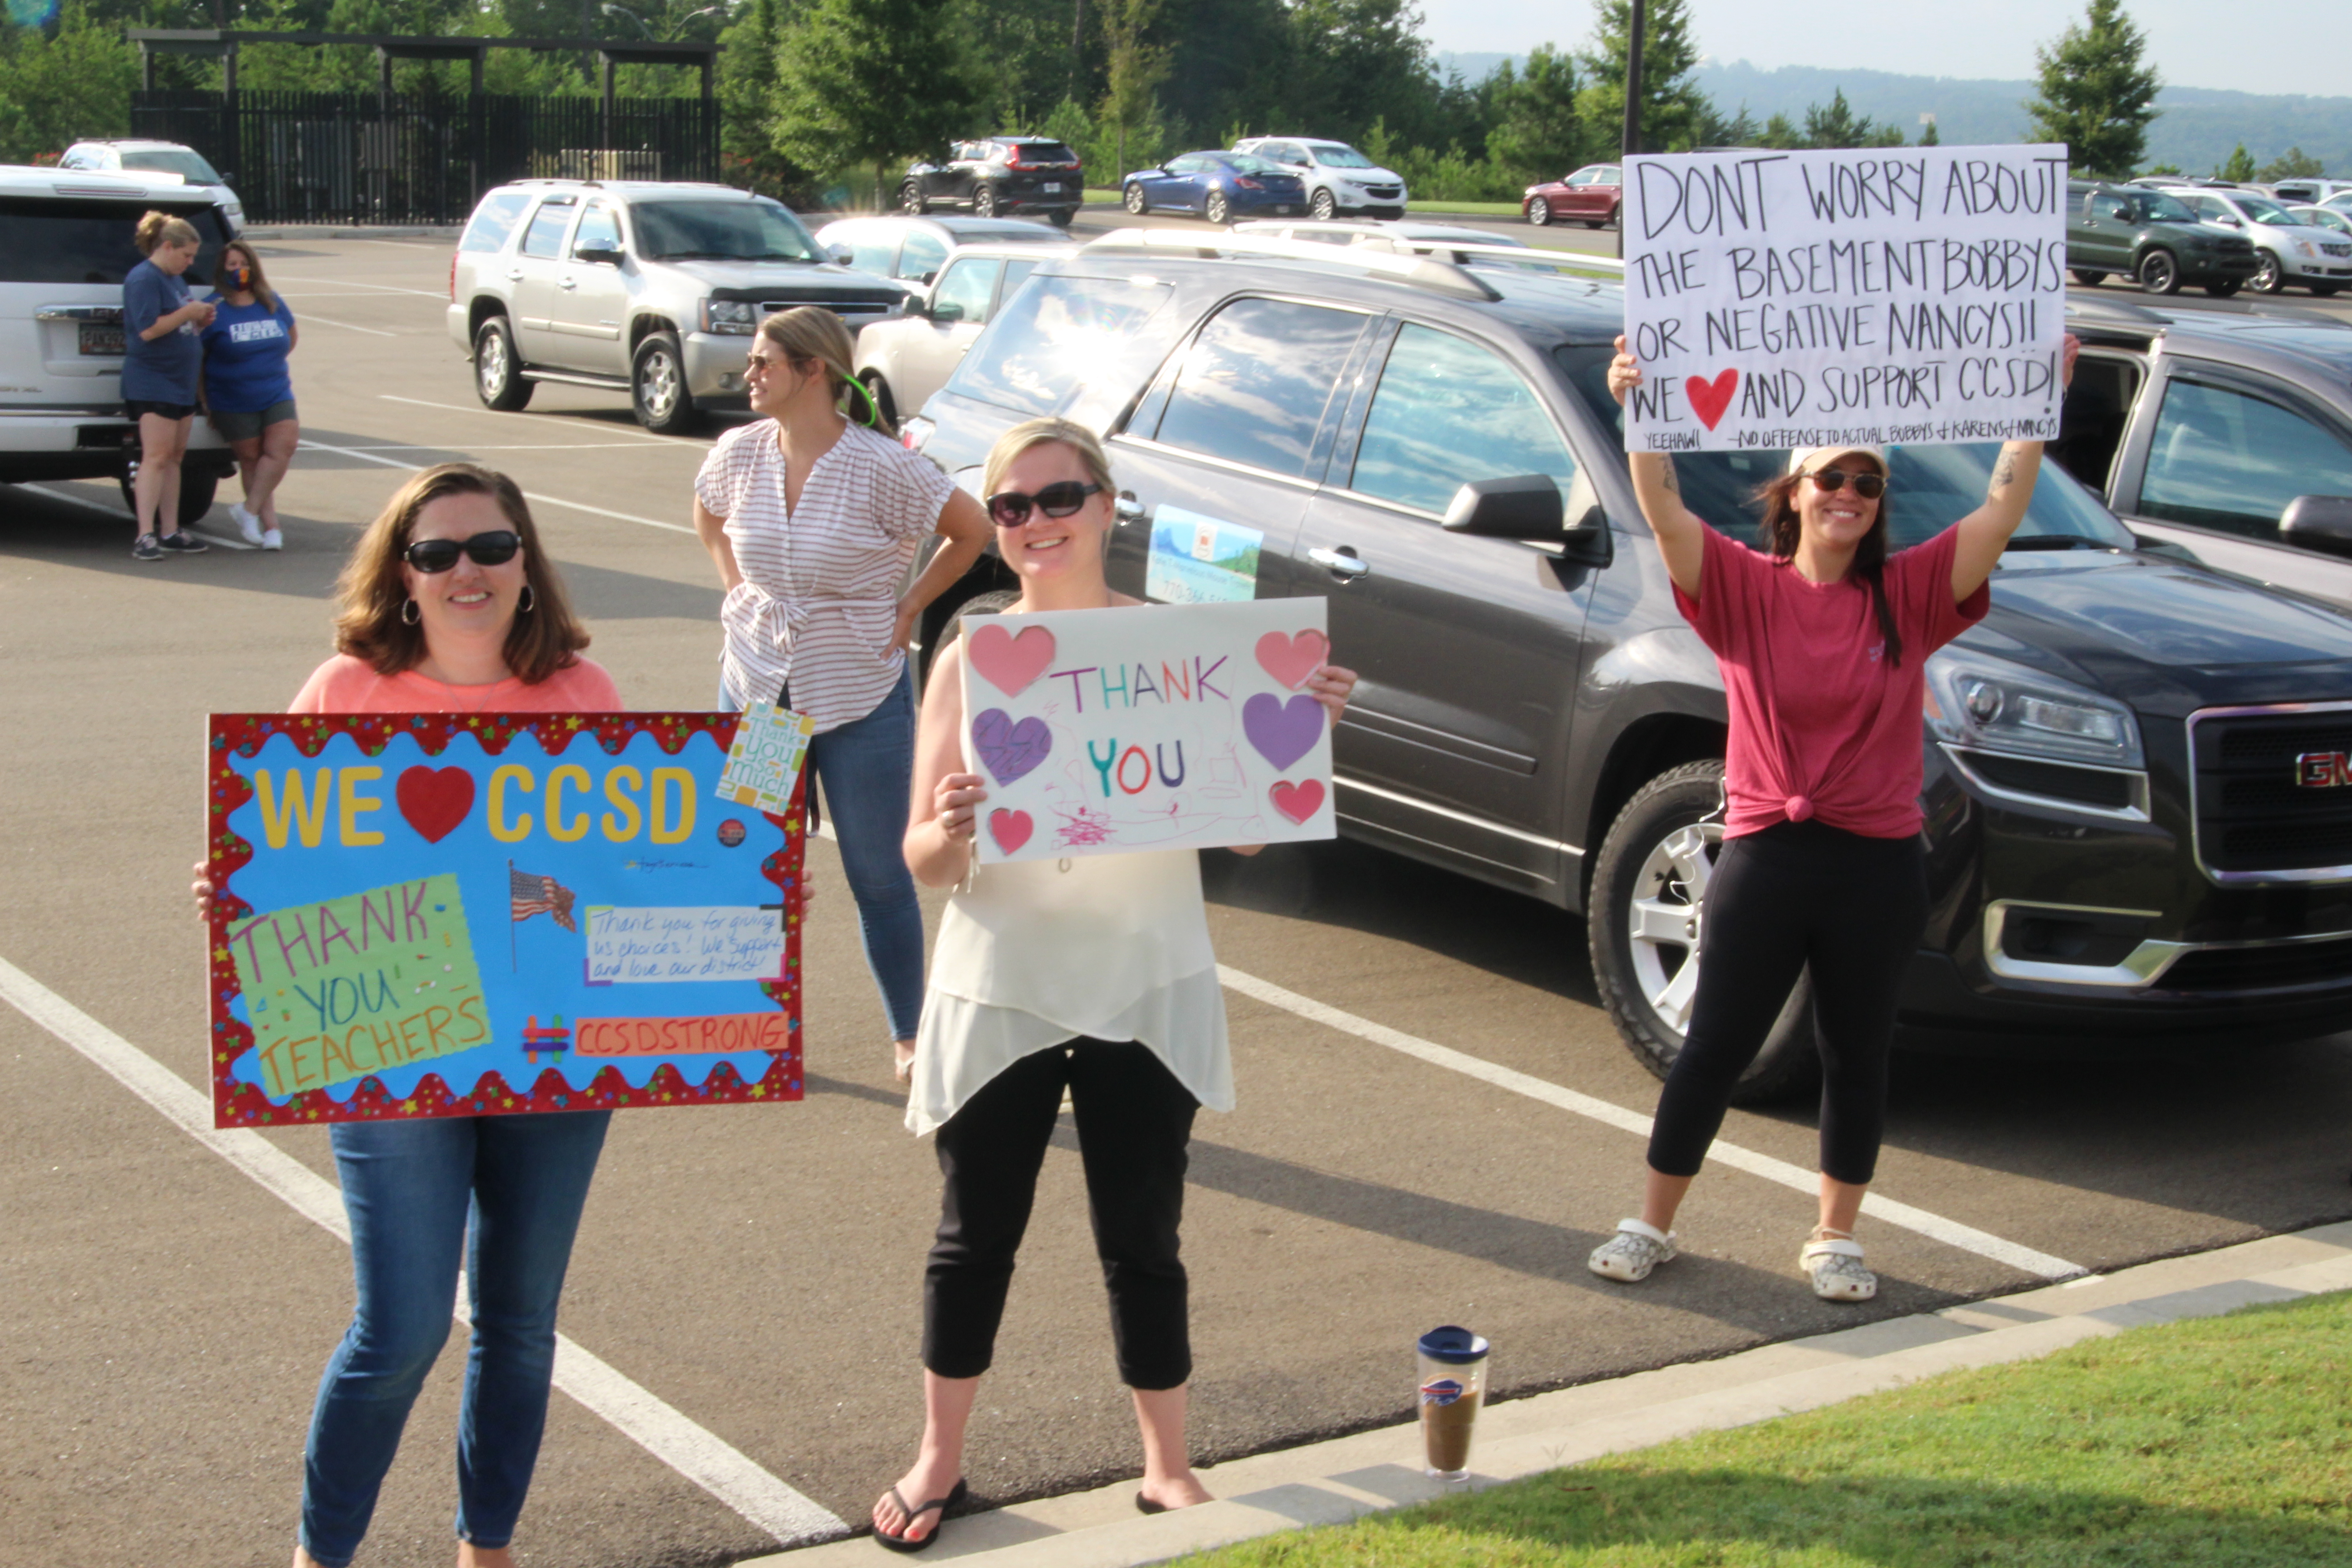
[1415,0,2352,99]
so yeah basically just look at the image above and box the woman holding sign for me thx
[692,306,990,1085]
[1588,334,2078,1304]
[196,464,620,1568]
[869,418,1353,1549]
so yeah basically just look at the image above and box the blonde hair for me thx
[756,305,893,436]
[220,238,280,314]
[982,417,1114,502]
[134,210,199,255]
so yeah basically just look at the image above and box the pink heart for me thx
[396,766,474,843]
[1683,369,1739,431]
[988,808,1034,854]
[1255,628,1329,691]
[967,621,1057,696]
[1269,779,1325,825]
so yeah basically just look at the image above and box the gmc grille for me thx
[2186,702,2352,882]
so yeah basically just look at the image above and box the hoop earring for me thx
[401,598,420,626]
[841,375,881,428]
[518,583,536,614]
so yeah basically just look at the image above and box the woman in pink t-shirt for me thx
[1588,334,2078,1304]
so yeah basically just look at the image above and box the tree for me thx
[1096,0,1167,177]
[772,0,984,206]
[1801,88,1875,149]
[1756,110,1801,151]
[1577,0,1704,155]
[2024,0,2160,179]
[2256,147,2321,182]
[2217,143,2256,182]
[1285,0,1436,148]
[1695,98,1757,149]
[1484,42,1578,182]
[1918,115,1940,147]
[0,2,139,164]
[718,0,807,196]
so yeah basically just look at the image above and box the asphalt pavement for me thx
[5,221,2352,1568]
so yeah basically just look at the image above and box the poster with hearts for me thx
[1620,144,2068,454]
[205,712,805,1128]
[959,598,1336,863]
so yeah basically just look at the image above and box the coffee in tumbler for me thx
[1416,1325,1489,1481]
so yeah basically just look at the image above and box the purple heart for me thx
[972,708,1052,787]
[1243,693,1325,772]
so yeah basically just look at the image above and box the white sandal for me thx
[1588,1218,1679,1282]
[1799,1231,1877,1302]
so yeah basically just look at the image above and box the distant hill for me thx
[1428,52,2352,175]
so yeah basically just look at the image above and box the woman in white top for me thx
[693,308,990,1079]
[869,418,1356,1550]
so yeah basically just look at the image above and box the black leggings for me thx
[925,1038,1199,1389]
[1647,819,1927,1186]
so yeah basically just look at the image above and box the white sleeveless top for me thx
[906,848,1233,1135]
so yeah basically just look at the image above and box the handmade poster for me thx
[1146,506,1263,604]
[1621,144,2068,453]
[716,699,814,815]
[206,712,805,1128]
[959,598,1334,862]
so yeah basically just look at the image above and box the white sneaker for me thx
[1800,1234,1877,1302]
[1588,1218,1678,1282]
[229,502,265,545]
[261,527,284,550]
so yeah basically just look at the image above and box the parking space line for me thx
[16,485,249,549]
[297,314,399,337]
[265,274,450,297]
[379,394,713,448]
[0,954,850,1548]
[295,436,697,534]
[1216,964,2089,1282]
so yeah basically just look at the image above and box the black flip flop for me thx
[875,1478,967,1553]
[1136,1492,1168,1515]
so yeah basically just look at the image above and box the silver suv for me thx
[446,179,906,433]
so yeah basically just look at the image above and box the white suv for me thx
[2156,185,2352,296]
[0,164,235,527]
[1231,137,1408,220]
[59,139,245,233]
[850,242,1053,427]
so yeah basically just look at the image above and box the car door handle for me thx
[1309,547,1369,578]
[506,269,524,281]
[1114,492,1147,524]
[558,278,577,290]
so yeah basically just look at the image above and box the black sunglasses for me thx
[1810,468,1887,500]
[986,481,1102,528]
[403,530,521,573]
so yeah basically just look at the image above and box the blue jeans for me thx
[724,665,926,1040]
[299,1111,611,1566]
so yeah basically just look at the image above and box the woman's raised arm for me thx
[1606,336,1706,598]
[1947,333,2082,602]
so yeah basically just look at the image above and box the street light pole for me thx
[1617,0,1644,259]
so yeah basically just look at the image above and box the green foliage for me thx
[1095,0,1166,173]
[1578,0,1704,155]
[1483,42,1577,184]
[2257,146,2325,181]
[1798,88,1908,150]
[2026,0,2161,180]
[1757,110,1799,150]
[1918,116,1939,147]
[1284,0,1432,148]
[2140,162,2182,176]
[0,1,137,163]
[718,0,808,196]
[2216,142,2255,181]
[772,0,984,204]
[962,0,1084,132]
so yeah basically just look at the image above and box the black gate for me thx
[132,89,718,225]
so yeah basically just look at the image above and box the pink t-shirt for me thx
[1674,524,1988,839]
[288,653,622,715]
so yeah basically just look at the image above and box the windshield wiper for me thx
[2004,535,2103,551]
[656,250,813,262]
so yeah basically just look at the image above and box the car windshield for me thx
[631,200,820,262]
[2298,208,2352,235]
[1308,144,1375,168]
[1553,343,2134,551]
[120,148,223,184]
[2233,194,2296,225]
[2139,192,2198,222]
[1220,153,1285,176]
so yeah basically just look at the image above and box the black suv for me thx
[2067,179,2260,296]
[903,239,2352,1098]
[902,138,1083,226]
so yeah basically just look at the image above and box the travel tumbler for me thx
[1416,1324,1489,1481]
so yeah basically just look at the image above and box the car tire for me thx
[973,184,999,218]
[119,462,220,530]
[859,370,897,430]
[2205,279,2243,298]
[1528,196,1552,226]
[1587,759,1822,1106]
[2071,269,2107,286]
[631,331,700,435]
[1204,189,1230,225]
[473,316,532,411]
[1310,187,1337,220]
[901,180,928,215]
[2136,249,2181,295]
[1124,182,1148,216]
[2251,251,2284,293]
[1048,206,1075,228]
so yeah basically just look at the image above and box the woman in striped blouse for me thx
[692,307,991,1080]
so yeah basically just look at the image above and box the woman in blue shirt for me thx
[123,210,216,560]
[201,238,299,549]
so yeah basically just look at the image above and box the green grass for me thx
[1177,1291,2352,1568]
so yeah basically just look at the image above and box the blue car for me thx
[1120,151,1307,225]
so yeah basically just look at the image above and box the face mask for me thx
[227,265,253,291]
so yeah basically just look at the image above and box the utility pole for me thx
[1617,0,1644,259]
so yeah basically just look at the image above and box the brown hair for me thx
[757,305,894,437]
[1755,459,1903,669]
[134,210,199,255]
[332,464,591,684]
[982,416,1114,503]
[220,238,279,314]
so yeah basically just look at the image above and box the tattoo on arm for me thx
[1659,461,1681,495]
[1989,446,2019,494]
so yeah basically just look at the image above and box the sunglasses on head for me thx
[402,530,521,573]
[1809,467,1887,500]
[986,481,1102,528]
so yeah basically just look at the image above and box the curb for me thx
[238,225,461,240]
[751,1220,2352,1565]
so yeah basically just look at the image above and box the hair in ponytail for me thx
[134,210,200,256]
[755,304,895,437]
[1754,465,1903,670]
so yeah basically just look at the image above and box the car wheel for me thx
[1124,182,1148,216]
[1048,206,1075,228]
[473,316,532,410]
[2205,279,2244,298]
[1204,189,1230,225]
[859,370,897,430]
[1587,759,1821,1106]
[2136,248,2180,295]
[1528,196,1551,226]
[119,462,221,530]
[2071,269,2107,286]
[973,183,999,218]
[1310,187,1337,220]
[631,331,700,435]
[901,180,928,215]
[2251,251,2284,293]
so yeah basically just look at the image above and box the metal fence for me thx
[131,89,718,225]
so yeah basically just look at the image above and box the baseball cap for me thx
[1787,445,1889,477]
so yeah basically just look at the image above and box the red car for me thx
[1524,163,1622,228]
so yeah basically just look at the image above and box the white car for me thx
[850,242,1052,428]
[59,138,244,233]
[2270,177,2352,207]
[0,164,235,526]
[1231,137,1407,220]
[2155,185,2351,296]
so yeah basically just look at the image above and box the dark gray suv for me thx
[903,239,2352,1098]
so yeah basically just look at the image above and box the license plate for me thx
[79,322,124,356]
[1043,182,1062,193]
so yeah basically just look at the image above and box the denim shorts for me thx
[210,399,297,442]
[125,398,196,421]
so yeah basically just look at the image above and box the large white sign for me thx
[958,599,1336,863]
[1621,144,2068,454]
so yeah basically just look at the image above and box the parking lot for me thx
[9,222,2352,1568]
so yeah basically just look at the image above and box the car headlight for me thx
[701,299,756,335]
[1924,648,2144,769]
[2295,240,2318,257]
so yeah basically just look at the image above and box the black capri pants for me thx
[1647,818,1928,1187]
[925,1038,1199,1390]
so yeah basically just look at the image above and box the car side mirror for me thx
[2281,495,2352,561]
[929,299,965,323]
[220,170,236,184]
[828,244,853,266]
[574,244,623,265]
[1442,475,1569,541]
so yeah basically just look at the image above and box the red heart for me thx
[966,622,1058,697]
[1683,369,1739,431]
[1269,778,1325,825]
[397,766,475,843]
[1255,628,1330,691]
[987,808,1034,854]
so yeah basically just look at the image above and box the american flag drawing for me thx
[510,867,578,933]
